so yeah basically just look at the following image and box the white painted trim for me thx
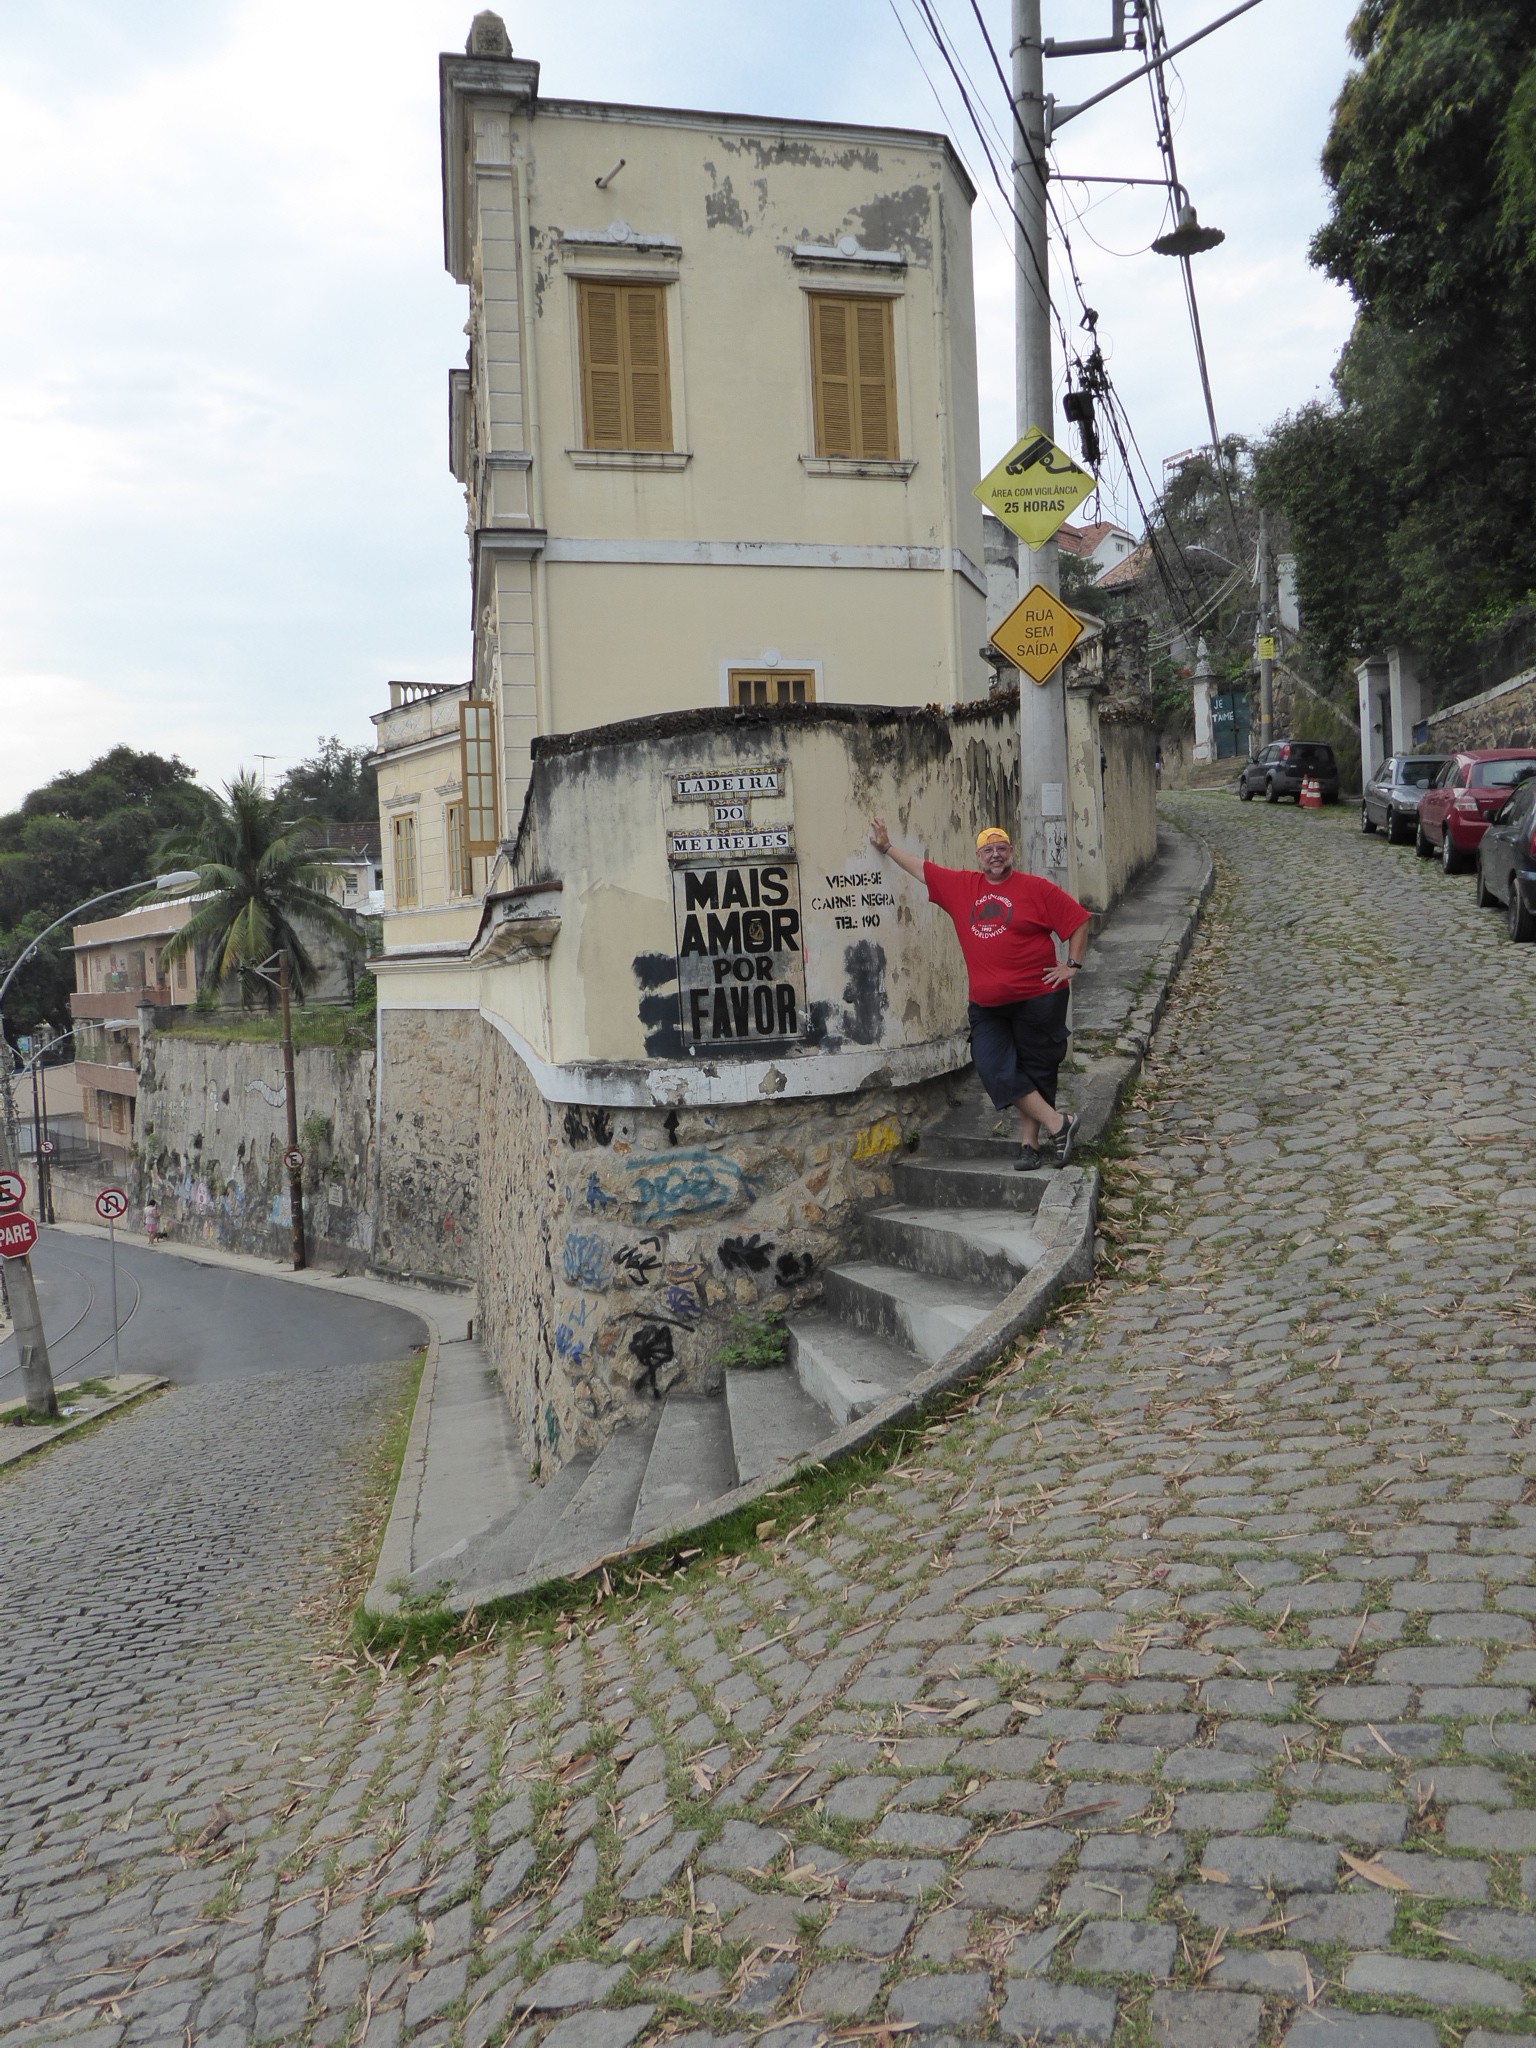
[374,996,972,1107]
[566,448,692,471]
[559,227,681,252]
[540,535,987,593]
[800,456,917,481]
[793,243,906,270]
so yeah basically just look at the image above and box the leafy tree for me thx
[275,737,378,824]
[0,749,207,1043]
[156,774,362,1005]
[1256,2,1536,680]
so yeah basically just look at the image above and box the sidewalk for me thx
[367,818,1214,1614]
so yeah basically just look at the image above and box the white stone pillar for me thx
[1388,646,1427,753]
[1355,656,1389,779]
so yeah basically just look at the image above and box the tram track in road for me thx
[0,1255,142,1387]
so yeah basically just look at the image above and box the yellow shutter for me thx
[855,298,897,458]
[578,281,672,451]
[812,297,854,456]
[579,284,626,448]
[811,294,897,459]
[392,815,418,908]
[623,286,672,449]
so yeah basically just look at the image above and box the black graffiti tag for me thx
[775,1250,815,1286]
[718,1233,773,1274]
[628,1322,675,1398]
[615,1237,663,1287]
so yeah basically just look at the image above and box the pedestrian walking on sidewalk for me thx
[869,817,1091,1170]
[143,1198,160,1246]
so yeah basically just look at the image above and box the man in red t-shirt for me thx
[869,817,1091,1169]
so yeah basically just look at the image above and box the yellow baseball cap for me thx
[975,827,1012,850]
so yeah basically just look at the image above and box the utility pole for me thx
[1013,0,1073,888]
[1256,505,1275,749]
[0,1038,57,1418]
[278,950,306,1271]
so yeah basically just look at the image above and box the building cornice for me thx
[440,50,541,282]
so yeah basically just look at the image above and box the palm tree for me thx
[155,774,364,1270]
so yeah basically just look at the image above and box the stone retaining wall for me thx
[477,1020,969,1470]
[1428,668,1536,752]
[374,1010,479,1285]
[133,1032,376,1269]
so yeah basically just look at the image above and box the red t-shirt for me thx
[923,861,1091,1006]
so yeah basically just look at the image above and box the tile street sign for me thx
[990,583,1088,685]
[974,427,1096,548]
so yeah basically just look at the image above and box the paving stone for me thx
[1281,2014,1439,2046]
[538,2010,656,2048]
[1287,1800,1407,1845]
[1438,1910,1536,1963]
[1072,1919,1176,1977]
[800,1960,884,2018]
[1343,1951,1524,2010]
[526,1960,629,2010]
[1211,1948,1313,1994]
[1000,1980,1117,2044]
[1150,1988,1262,2047]
[820,1902,916,1957]
[1200,1836,1339,1892]
[698,1820,786,1874]
[1446,1808,1536,1852]
[886,1972,992,2028]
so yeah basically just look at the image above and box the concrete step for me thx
[409,1449,594,1597]
[895,1154,1048,1214]
[787,1315,926,1425]
[526,1411,662,1581]
[823,1260,1004,1364]
[725,1367,836,1488]
[863,1204,1048,1293]
[629,1393,738,1544]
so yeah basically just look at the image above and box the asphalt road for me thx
[0,1228,428,1389]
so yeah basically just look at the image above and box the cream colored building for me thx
[372,11,986,978]
[69,900,198,1157]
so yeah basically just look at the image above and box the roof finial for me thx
[466,11,512,56]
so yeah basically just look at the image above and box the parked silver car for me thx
[1360,753,1448,843]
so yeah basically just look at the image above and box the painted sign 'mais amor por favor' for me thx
[671,860,807,1051]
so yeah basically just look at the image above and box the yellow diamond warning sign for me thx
[991,583,1086,685]
[974,427,1096,547]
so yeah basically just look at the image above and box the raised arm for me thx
[869,815,926,883]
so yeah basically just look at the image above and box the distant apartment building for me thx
[371,11,986,971]
[69,899,197,1158]
[1058,518,1139,578]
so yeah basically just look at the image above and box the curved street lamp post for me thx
[0,872,198,1416]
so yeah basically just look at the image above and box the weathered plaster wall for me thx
[375,1009,480,1284]
[133,1034,376,1269]
[1429,669,1536,753]
[1064,621,1158,911]
[476,1023,969,1469]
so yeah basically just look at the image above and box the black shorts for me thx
[969,991,1070,1110]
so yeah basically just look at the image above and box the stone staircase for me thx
[406,1100,1071,1603]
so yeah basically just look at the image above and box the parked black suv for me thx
[1238,740,1341,805]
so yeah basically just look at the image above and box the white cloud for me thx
[0,0,1358,811]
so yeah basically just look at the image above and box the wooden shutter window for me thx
[460,701,499,855]
[578,281,673,451]
[392,815,419,909]
[446,803,470,898]
[811,294,897,460]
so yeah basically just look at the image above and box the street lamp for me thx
[0,869,199,1417]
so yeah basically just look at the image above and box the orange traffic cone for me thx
[1299,773,1322,809]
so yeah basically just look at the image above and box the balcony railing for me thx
[71,986,174,1019]
[76,1060,138,1097]
[388,679,464,708]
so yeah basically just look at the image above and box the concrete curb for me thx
[0,1374,168,1468]
[366,1325,443,1611]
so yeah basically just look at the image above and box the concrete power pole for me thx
[0,1040,57,1417]
[1257,505,1275,749]
[1013,0,1073,887]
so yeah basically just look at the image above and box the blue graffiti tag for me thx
[584,1171,617,1214]
[629,1148,755,1226]
[662,1261,708,1324]
[563,1231,613,1288]
[554,1294,592,1366]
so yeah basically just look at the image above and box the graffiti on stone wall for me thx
[627,1321,677,1397]
[718,1232,773,1273]
[852,1114,902,1162]
[563,1105,613,1148]
[629,1148,756,1225]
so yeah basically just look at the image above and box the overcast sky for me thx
[0,0,1356,812]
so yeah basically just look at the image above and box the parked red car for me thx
[1416,749,1536,872]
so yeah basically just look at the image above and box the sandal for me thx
[1054,1112,1082,1167]
[1014,1146,1043,1172]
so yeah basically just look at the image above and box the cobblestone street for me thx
[5,793,1536,2048]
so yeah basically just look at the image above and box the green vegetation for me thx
[156,772,363,1005]
[1255,1,1536,680]
[160,1003,374,1052]
[716,1309,789,1372]
[0,747,207,1038]
[273,735,378,824]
